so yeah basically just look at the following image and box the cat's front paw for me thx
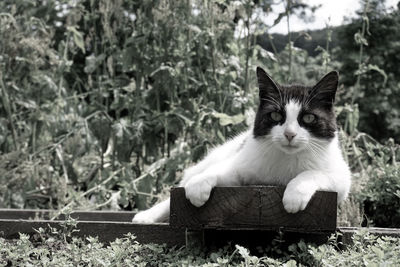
[184,175,214,207]
[132,210,157,224]
[282,185,315,213]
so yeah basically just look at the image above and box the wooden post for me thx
[170,186,338,232]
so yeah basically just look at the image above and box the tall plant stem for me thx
[345,0,369,134]
[267,33,281,64]
[59,31,70,98]
[244,5,251,93]
[285,0,292,82]
[351,0,370,106]
[50,168,124,220]
[209,4,222,110]
[184,0,191,100]
[324,24,332,73]
[0,74,18,150]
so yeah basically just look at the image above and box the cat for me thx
[132,67,351,223]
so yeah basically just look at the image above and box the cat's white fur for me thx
[132,100,351,223]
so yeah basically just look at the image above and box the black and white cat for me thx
[132,67,351,223]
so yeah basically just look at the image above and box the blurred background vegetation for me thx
[0,0,399,228]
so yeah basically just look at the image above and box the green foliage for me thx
[336,2,400,142]
[0,0,400,231]
[310,230,400,266]
[358,139,400,227]
[0,0,262,210]
[1,225,400,266]
[0,0,336,214]
[2,1,400,264]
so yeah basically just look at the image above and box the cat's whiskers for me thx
[307,140,326,158]
[255,137,274,158]
[305,88,335,107]
[306,144,321,158]
[295,140,308,147]
[259,137,274,149]
[260,96,281,108]
[271,136,282,145]
[308,140,323,150]
[309,139,327,151]
[261,143,274,158]
[275,86,284,105]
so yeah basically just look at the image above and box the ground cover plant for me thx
[1,222,400,266]
[1,0,400,265]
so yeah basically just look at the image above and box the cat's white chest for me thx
[236,137,317,186]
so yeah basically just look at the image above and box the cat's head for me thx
[253,67,338,154]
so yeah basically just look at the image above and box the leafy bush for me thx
[358,139,400,227]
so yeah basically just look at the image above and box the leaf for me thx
[84,54,106,74]
[273,12,286,27]
[150,65,176,77]
[367,64,388,86]
[115,135,134,162]
[216,129,225,142]
[212,112,245,126]
[192,143,207,162]
[347,104,359,134]
[15,99,37,109]
[235,244,250,259]
[354,31,368,46]
[89,117,111,152]
[188,24,201,33]
[371,246,384,259]
[67,26,85,53]
[284,260,298,267]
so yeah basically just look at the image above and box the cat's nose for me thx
[284,131,297,142]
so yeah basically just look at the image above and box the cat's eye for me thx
[302,114,316,124]
[270,112,283,122]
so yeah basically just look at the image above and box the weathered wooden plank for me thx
[338,226,400,246]
[0,219,185,247]
[259,187,337,231]
[1,209,400,248]
[0,209,135,222]
[170,186,337,231]
[338,226,400,236]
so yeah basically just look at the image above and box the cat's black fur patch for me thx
[254,67,338,139]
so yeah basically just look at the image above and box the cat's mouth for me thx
[282,144,299,149]
[280,144,302,153]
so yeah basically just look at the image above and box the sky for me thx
[265,0,399,34]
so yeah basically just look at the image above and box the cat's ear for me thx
[309,71,339,108]
[256,67,281,103]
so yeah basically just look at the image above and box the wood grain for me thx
[170,186,338,231]
[0,209,135,222]
[0,209,399,247]
[0,219,185,247]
